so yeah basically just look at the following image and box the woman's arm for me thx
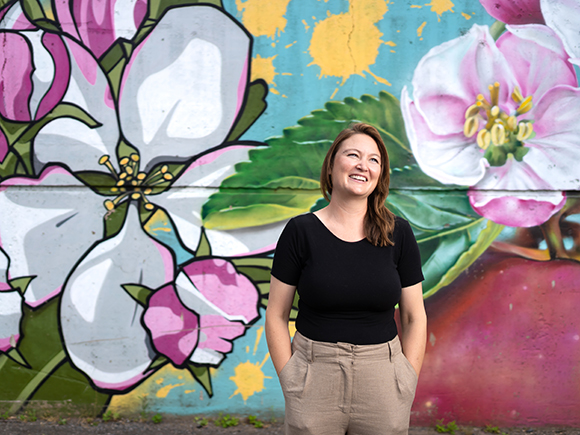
[398,282,427,376]
[265,275,297,375]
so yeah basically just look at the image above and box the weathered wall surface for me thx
[1,0,580,427]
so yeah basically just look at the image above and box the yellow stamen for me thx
[490,106,500,118]
[126,166,134,175]
[145,203,155,211]
[119,172,127,180]
[489,82,500,106]
[516,96,533,115]
[511,86,524,103]
[137,172,146,180]
[131,154,139,162]
[163,173,173,181]
[99,155,110,165]
[506,115,517,131]
[491,123,506,146]
[477,129,491,149]
[104,200,115,211]
[464,116,479,137]
[119,157,129,166]
[131,192,141,200]
[465,104,480,119]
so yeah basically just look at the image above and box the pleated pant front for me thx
[279,331,418,435]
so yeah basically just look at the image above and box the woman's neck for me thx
[314,197,368,241]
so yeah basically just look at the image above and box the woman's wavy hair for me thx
[320,123,395,247]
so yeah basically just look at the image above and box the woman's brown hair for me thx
[319,123,395,247]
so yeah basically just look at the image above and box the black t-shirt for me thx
[271,213,424,345]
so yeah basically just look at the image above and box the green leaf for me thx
[225,80,268,143]
[6,348,30,368]
[22,103,100,143]
[121,284,155,306]
[195,228,212,257]
[8,276,35,296]
[20,0,59,31]
[0,298,110,415]
[187,364,213,397]
[74,171,118,195]
[423,220,504,297]
[202,91,416,229]
[146,355,169,372]
[104,200,128,239]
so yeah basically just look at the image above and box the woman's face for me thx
[330,133,382,200]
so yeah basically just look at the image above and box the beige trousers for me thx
[279,331,418,435]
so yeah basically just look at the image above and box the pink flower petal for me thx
[144,285,199,366]
[0,32,33,121]
[198,315,246,354]
[183,258,259,323]
[0,130,8,164]
[468,189,565,227]
[480,0,544,25]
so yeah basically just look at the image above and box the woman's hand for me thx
[398,282,427,377]
[265,276,297,375]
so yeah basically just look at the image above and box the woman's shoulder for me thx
[284,213,318,233]
[392,215,414,239]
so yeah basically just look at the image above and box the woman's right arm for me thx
[265,275,297,375]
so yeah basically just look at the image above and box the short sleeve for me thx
[271,218,304,286]
[396,218,424,288]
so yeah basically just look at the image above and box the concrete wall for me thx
[1,0,580,426]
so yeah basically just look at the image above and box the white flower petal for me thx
[119,5,250,168]
[34,37,118,173]
[541,0,580,60]
[60,204,174,391]
[0,167,105,305]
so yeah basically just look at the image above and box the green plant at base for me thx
[214,413,239,427]
[152,413,163,424]
[436,419,459,434]
[102,410,120,422]
[248,415,264,428]
[58,418,67,425]
[485,425,501,434]
[138,395,150,421]
[0,411,9,420]
[195,416,209,427]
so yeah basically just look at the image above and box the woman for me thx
[265,123,427,435]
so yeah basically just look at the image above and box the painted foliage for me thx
[1,0,580,427]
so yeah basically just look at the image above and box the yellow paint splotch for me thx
[426,0,454,21]
[156,383,185,398]
[461,12,472,20]
[229,354,272,401]
[236,0,292,39]
[251,54,278,86]
[307,0,392,87]
[417,21,427,38]
[143,209,172,235]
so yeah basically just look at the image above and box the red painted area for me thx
[409,253,580,426]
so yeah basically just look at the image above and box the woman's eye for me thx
[370,158,379,164]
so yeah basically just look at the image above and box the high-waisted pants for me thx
[279,331,418,435]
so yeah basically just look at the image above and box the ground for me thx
[1,417,580,435]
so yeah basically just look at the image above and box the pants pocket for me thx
[394,353,418,402]
[278,351,309,397]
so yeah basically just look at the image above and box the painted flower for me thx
[143,257,260,367]
[541,0,580,64]
[402,24,580,227]
[479,0,544,25]
[54,0,148,58]
[0,29,70,122]
[34,4,252,174]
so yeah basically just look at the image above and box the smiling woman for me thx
[265,123,427,435]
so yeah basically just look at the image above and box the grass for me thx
[436,420,459,434]
[214,413,239,428]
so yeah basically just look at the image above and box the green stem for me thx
[489,20,506,41]
[9,350,66,415]
[0,353,8,373]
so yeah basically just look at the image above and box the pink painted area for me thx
[0,32,33,121]
[184,145,255,173]
[479,0,544,25]
[0,129,8,163]
[468,191,566,228]
[143,285,199,366]
[74,0,115,59]
[198,315,245,353]
[412,254,580,426]
[183,258,259,323]
[134,0,147,29]
[0,281,11,291]
[35,33,70,120]
[92,372,148,391]
[235,56,249,120]
[54,0,81,40]
[0,334,19,352]
[66,37,98,86]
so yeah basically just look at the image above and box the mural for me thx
[1,0,580,427]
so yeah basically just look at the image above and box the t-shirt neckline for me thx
[309,213,367,244]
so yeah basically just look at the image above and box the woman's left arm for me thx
[398,282,427,377]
